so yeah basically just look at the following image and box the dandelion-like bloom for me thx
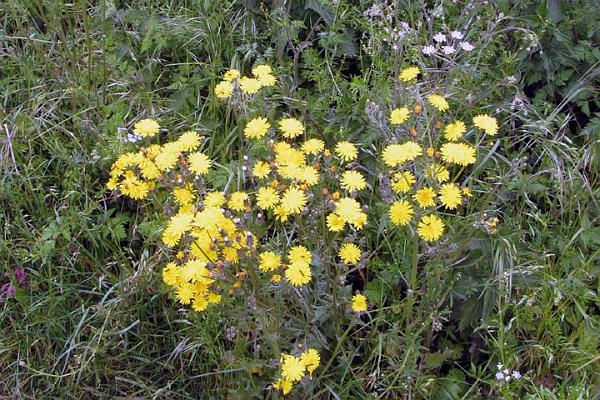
[176,282,195,305]
[440,142,476,166]
[339,243,361,264]
[281,354,306,382]
[273,378,293,394]
[188,152,212,175]
[391,171,416,193]
[351,293,368,312]
[418,214,445,241]
[223,69,240,81]
[279,118,304,139]
[280,186,307,214]
[444,120,466,141]
[257,73,276,87]
[253,161,271,178]
[301,349,321,374]
[340,170,366,192]
[239,77,262,94]
[244,117,271,139]
[382,142,422,167]
[425,164,450,183]
[428,94,449,112]
[399,66,420,82]
[162,262,182,286]
[214,81,233,98]
[335,141,358,162]
[413,187,436,208]
[390,107,410,124]
[326,213,345,232]
[252,64,272,76]
[259,251,281,272]
[473,114,498,135]
[439,183,462,209]
[335,197,363,224]
[288,246,312,264]
[204,192,226,207]
[389,200,414,226]
[256,186,280,209]
[228,191,248,211]
[285,261,312,286]
[302,138,325,155]
[174,186,195,206]
[133,119,160,137]
[298,166,319,186]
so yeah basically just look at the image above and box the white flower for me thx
[504,375,511,382]
[442,45,456,55]
[460,41,475,51]
[496,363,504,371]
[495,372,505,381]
[422,45,436,56]
[433,32,446,43]
[450,30,464,39]
[512,371,521,380]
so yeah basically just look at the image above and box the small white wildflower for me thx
[450,30,464,39]
[442,45,456,55]
[497,363,504,371]
[460,41,475,51]
[433,32,446,43]
[495,372,505,381]
[504,375,511,382]
[422,45,436,56]
[512,371,521,380]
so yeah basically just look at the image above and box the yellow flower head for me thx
[440,142,476,166]
[335,141,358,162]
[239,77,262,94]
[223,69,240,81]
[340,170,366,192]
[428,94,449,112]
[444,120,466,141]
[244,117,271,139]
[351,293,368,312]
[390,107,410,125]
[439,183,462,209]
[413,187,436,208]
[399,66,420,82]
[162,262,182,287]
[326,212,346,232]
[301,349,321,374]
[273,378,293,395]
[339,243,361,264]
[335,197,363,225]
[253,161,271,179]
[204,192,226,208]
[391,171,416,193]
[418,214,445,241]
[389,200,414,226]
[301,138,325,155]
[285,261,312,286]
[177,131,201,152]
[473,114,498,135]
[288,246,312,264]
[425,164,450,183]
[256,186,280,210]
[259,251,281,272]
[188,152,212,175]
[281,354,306,382]
[228,191,249,212]
[174,186,196,206]
[252,64,272,77]
[382,142,422,167]
[214,81,233,99]
[278,118,305,139]
[280,186,307,214]
[133,118,160,137]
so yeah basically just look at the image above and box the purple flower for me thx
[422,45,436,56]
[13,267,26,286]
[450,30,464,40]
[433,32,447,43]
[0,283,16,303]
[460,41,475,51]
[442,45,456,55]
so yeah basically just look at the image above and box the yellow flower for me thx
[192,295,209,312]
[204,192,226,207]
[177,131,201,152]
[382,142,422,167]
[301,138,325,155]
[335,141,358,162]
[285,261,312,286]
[176,282,195,305]
[228,191,248,211]
[259,251,281,272]
[162,262,182,286]
[223,69,240,81]
[252,64,272,77]
[257,73,276,87]
[274,205,289,222]
[278,118,304,139]
[399,66,420,82]
[440,142,476,166]
[214,81,233,99]
[425,164,450,183]
[428,94,449,112]
[288,246,311,264]
[390,107,410,124]
[182,259,210,283]
[244,117,271,139]
[256,186,280,209]
[252,161,271,179]
[280,186,307,214]
[462,187,473,197]
[340,170,366,192]
[298,166,320,186]
[188,152,211,175]
[418,214,445,241]
[272,274,282,283]
[335,197,363,225]
[473,114,498,135]
[133,118,160,137]
[155,144,181,171]
[413,187,436,208]
[439,183,462,209]
[444,121,466,141]
[339,243,361,264]
[239,77,262,94]
[281,354,306,382]
[166,212,194,236]
[273,378,293,395]
[389,200,414,226]
[326,212,345,232]
[351,293,368,312]
[391,171,416,193]
[174,186,195,206]
[301,349,321,374]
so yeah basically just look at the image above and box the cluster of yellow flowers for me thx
[383,66,498,241]
[273,348,321,395]
[214,65,277,98]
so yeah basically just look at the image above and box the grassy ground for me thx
[1,1,599,399]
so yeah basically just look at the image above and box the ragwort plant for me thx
[106,61,501,397]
